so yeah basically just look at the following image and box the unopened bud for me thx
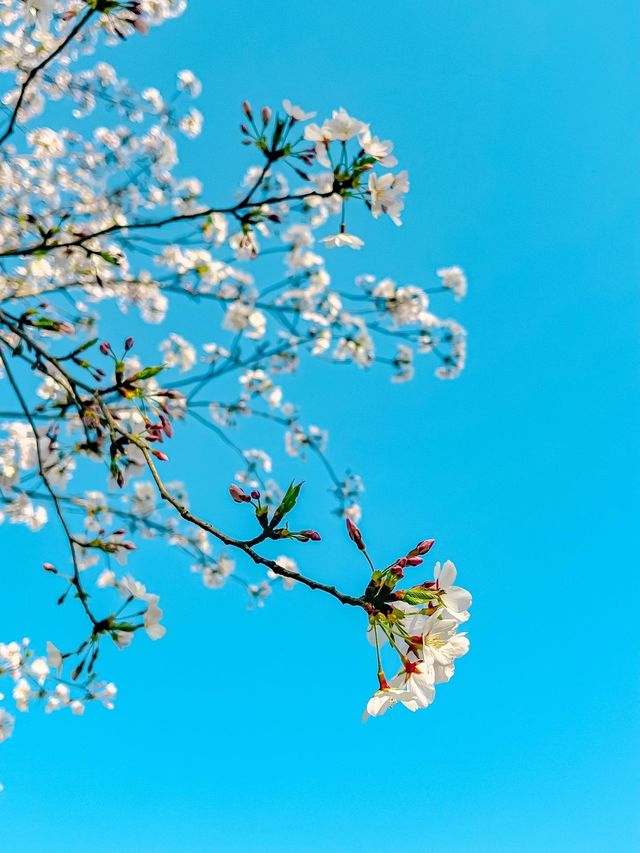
[300,529,321,542]
[99,342,111,356]
[229,484,251,503]
[242,100,253,120]
[406,556,423,566]
[261,106,271,124]
[152,450,169,462]
[124,336,134,351]
[414,538,435,556]
[42,562,57,574]
[346,517,365,551]
[250,490,260,500]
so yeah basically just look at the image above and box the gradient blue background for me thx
[1,1,639,850]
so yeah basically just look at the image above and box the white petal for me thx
[438,559,457,588]
[443,586,472,613]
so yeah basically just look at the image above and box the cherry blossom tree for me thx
[0,0,472,763]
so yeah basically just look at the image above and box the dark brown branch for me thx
[94,396,366,610]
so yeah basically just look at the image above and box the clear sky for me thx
[1,1,639,851]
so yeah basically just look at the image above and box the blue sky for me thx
[1,1,639,850]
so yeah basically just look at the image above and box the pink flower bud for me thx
[300,529,321,542]
[242,100,253,120]
[390,565,404,579]
[99,342,111,356]
[229,484,250,503]
[346,517,365,551]
[261,106,271,124]
[125,336,134,351]
[152,450,169,462]
[415,539,435,556]
[43,562,57,573]
[406,556,423,566]
[251,490,260,500]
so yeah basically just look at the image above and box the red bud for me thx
[414,539,435,556]
[229,484,251,503]
[300,529,321,542]
[346,518,365,551]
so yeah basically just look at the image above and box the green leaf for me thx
[127,365,165,383]
[400,586,439,606]
[271,481,303,524]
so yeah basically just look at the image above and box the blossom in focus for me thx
[422,614,470,683]
[433,560,472,621]
[360,530,472,719]
[363,684,420,720]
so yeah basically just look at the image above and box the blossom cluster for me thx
[341,520,471,719]
[364,556,471,718]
